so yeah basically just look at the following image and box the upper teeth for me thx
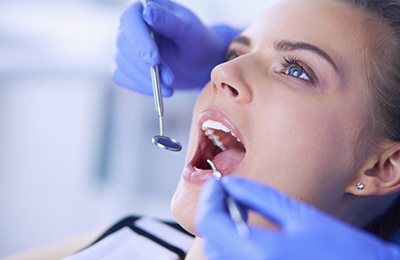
[201,120,241,150]
[202,120,230,133]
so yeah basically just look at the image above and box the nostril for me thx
[222,83,239,97]
[229,86,239,97]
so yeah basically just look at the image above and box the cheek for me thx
[183,85,214,162]
[246,93,359,210]
[171,84,215,234]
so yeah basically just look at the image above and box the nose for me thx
[210,60,253,104]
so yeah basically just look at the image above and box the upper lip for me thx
[197,108,245,146]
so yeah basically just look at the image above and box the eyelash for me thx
[225,49,318,85]
[225,49,241,61]
[281,56,317,85]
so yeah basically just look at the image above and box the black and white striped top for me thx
[65,216,194,260]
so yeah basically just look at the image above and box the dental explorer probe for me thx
[143,0,182,152]
[206,159,249,237]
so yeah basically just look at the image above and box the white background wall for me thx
[0,0,267,256]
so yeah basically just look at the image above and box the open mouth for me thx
[188,110,246,178]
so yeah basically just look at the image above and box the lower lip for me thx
[183,165,215,185]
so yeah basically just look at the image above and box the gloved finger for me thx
[204,227,284,260]
[203,242,244,260]
[147,0,210,48]
[115,51,148,83]
[119,2,160,66]
[116,31,144,67]
[206,232,285,260]
[158,61,174,87]
[114,53,174,96]
[113,67,173,97]
[196,179,242,246]
[143,2,188,40]
[149,0,178,11]
[116,50,174,89]
[117,26,174,90]
[203,242,225,260]
[244,228,286,260]
[222,176,303,228]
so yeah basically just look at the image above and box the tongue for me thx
[212,148,245,174]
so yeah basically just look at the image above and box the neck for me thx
[185,237,205,260]
[335,193,394,228]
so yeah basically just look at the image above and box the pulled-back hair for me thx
[339,0,400,240]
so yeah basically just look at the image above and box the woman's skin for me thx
[10,1,400,259]
[170,0,400,258]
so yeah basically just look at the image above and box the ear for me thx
[345,143,400,196]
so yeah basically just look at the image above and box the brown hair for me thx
[340,0,400,240]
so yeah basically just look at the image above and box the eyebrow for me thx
[231,36,339,72]
[231,35,252,46]
[275,40,339,72]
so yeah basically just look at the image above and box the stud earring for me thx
[356,182,365,190]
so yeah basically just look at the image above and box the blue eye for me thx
[286,65,310,81]
[281,57,316,84]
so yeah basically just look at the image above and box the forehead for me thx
[243,0,368,65]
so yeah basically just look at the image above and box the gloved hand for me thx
[112,0,238,97]
[196,176,400,260]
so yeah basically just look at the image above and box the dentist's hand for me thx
[113,0,238,97]
[197,177,400,260]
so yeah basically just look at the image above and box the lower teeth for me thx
[207,135,226,151]
[214,140,226,151]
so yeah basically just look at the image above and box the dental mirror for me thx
[149,66,182,152]
[144,9,182,152]
[152,135,182,152]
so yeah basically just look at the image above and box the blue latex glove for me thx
[197,177,400,260]
[112,0,238,96]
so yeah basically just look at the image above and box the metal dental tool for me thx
[206,159,249,237]
[149,64,182,152]
[144,0,182,152]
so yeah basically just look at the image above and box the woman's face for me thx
[171,0,373,233]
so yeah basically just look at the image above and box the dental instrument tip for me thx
[206,158,249,237]
[206,159,222,179]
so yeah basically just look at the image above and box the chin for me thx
[170,178,199,234]
[170,106,248,234]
